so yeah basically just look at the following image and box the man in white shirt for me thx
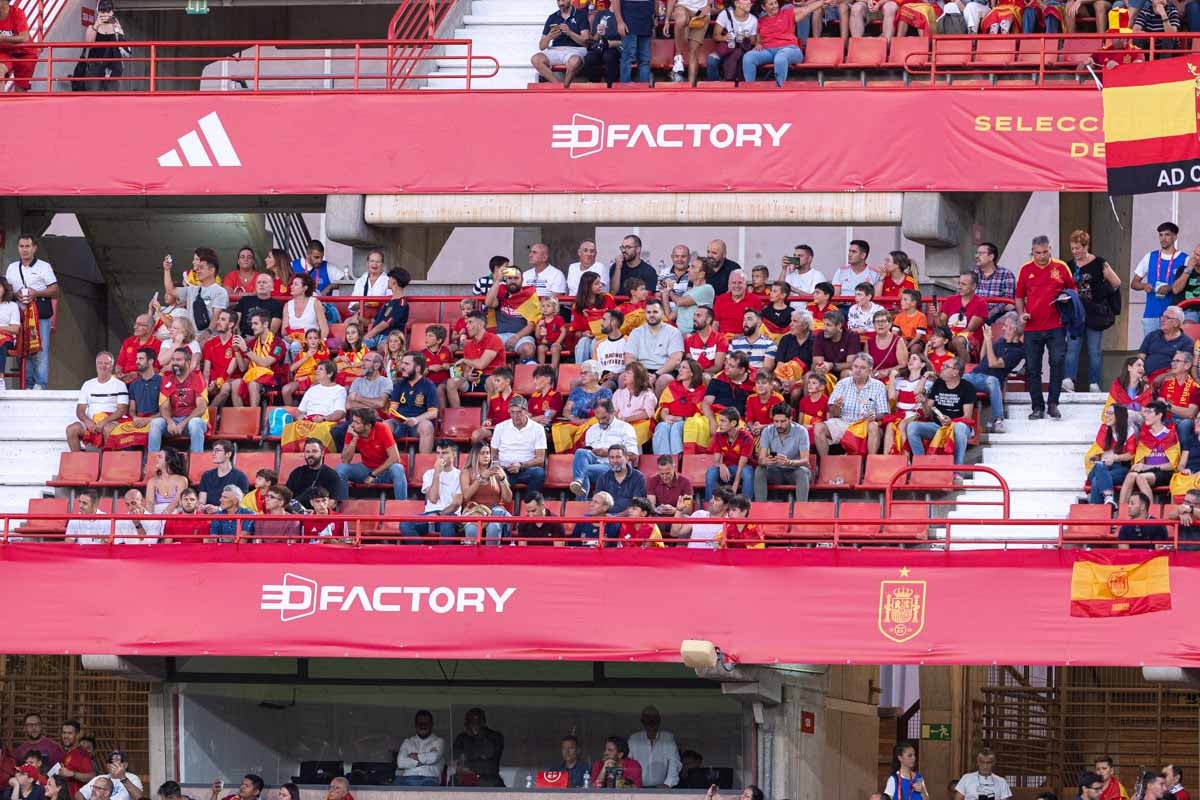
[830,239,879,294]
[395,710,446,787]
[594,310,629,386]
[6,233,58,389]
[954,748,1012,800]
[491,396,547,494]
[779,244,827,297]
[297,362,348,421]
[628,706,682,788]
[626,299,685,395]
[66,351,129,451]
[113,490,163,545]
[79,752,143,800]
[66,490,111,545]
[568,399,640,497]
[401,440,462,542]
[566,239,608,294]
[523,242,568,297]
[681,488,731,549]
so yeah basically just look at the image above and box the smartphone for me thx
[784,256,802,266]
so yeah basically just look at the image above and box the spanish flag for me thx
[840,418,871,455]
[1133,424,1181,471]
[1070,553,1171,617]
[1103,59,1200,196]
[487,286,541,330]
[281,417,336,453]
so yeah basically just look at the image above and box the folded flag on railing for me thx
[1070,553,1171,617]
[1103,58,1200,196]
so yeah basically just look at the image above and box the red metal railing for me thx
[15,0,71,41]
[386,0,458,88]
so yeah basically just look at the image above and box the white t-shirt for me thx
[352,271,391,297]
[523,265,568,297]
[715,8,758,36]
[784,267,828,295]
[567,261,609,294]
[830,265,879,292]
[5,259,57,293]
[491,418,547,467]
[954,772,1012,800]
[676,0,707,13]
[78,377,130,418]
[847,302,886,334]
[298,383,347,417]
[687,510,722,549]
[421,467,462,513]
[159,338,200,365]
[0,300,19,329]
[81,773,144,800]
[595,336,628,375]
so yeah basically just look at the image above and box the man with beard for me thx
[149,347,209,453]
[230,311,286,409]
[812,310,861,379]
[729,309,777,374]
[684,306,728,379]
[610,235,658,302]
[395,710,446,787]
[286,438,348,506]
[201,309,246,412]
[486,267,538,364]
[702,351,754,428]
[55,721,95,797]
[388,352,439,454]
[594,309,628,387]
[625,299,684,396]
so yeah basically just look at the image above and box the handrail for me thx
[885,464,1012,553]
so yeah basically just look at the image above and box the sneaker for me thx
[32,384,44,391]
[1028,408,1045,420]
[990,418,1005,433]
[1089,383,1102,393]
[1047,403,1062,419]
[1105,495,1117,509]
[569,480,586,497]
[671,54,684,80]
[1062,378,1075,393]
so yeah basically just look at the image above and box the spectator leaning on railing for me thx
[82,0,127,92]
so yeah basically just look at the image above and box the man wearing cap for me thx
[11,766,45,800]
[490,395,547,495]
[78,753,142,800]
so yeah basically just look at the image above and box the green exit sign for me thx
[920,723,952,741]
[186,0,209,14]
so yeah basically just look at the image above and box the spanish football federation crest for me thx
[878,570,926,643]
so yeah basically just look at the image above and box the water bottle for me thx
[582,769,591,789]
[658,258,666,275]
[525,774,534,789]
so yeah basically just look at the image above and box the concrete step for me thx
[0,484,52,517]
[462,13,549,25]
[468,0,554,18]
[455,25,543,41]
[1002,392,1108,404]
[0,441,70,481]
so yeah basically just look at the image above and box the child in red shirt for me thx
[723,495,764,549]
[535,295,569,370]
[806,282,835,333]
[744,371,784,437]
[750,265,771,298]
[618,499,664,548]
[451,298,477,355]
[421,323,455,407]
[528,364,564,427]
[472,366,521,444]
[618,278,649,336]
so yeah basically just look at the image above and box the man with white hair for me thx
[569,399,640,497]
[522,242,567,297]
[566,240,608,294]
[963,312,1024,434]
[812,353,888,456]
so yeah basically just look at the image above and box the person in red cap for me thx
[10,765,46,800]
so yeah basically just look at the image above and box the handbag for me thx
[191,289,212,331]
[71,58,89,91]
[18,263,54,319]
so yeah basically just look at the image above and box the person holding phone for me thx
[530,0,589,83]
[83,0,126,91]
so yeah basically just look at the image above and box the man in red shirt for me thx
[150,347,209,452]
[712,271,766,341]
[55,720,95,798]
[938,273,989,363]
[1164,765,1188,800]
[705,407,755,499]
[116,314,156,383]
[1016,234,1076,420]
[0,0,35,92]
[448,310,505,407]
[684,306,729,378]
[1096,757,1128,800]
[336,407,409,499]
[1156,351,1199,456]
[12,714,62,769]
[201,309,245,413]
[163,488,209,542]
[590,737,643,788]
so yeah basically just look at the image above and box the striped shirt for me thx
[472,273,494,296]
[972,266,1018,309]
[729,334,778,371]
[1133,3,1179,32]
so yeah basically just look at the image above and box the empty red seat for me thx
[754,501,793,542]
[188,451,219,486]
[838,500,883,537]
[556,364,582,394]
[681,453,719,488]
[860,454,909,491]
[789,500,836,540]
[1015,37,1054,66]
[384,499,430,542]
[47,452,100,488]
[933,38,972,67]
[886,36,929,68]
[844,37,886,67]
[235,451,277,481]
[972,37,1015,66]
[442,407,482,442]
[907,454,956,488]
[408,301,440,325]
[1064,502,1115,541]
[95,451,145,488]
[880,503,930,540]
[21,497,71,536]
[650,39,675,70]
[212,406,262,443]
[545,454,575,490]
[813,454,863,491]
[1056,36,1092,65]
[513,363,537,396]
[804,38,844,67]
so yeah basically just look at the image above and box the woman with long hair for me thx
[282,273,329,357]
[1085,403,1133,506]
[612,362,658,447]
[1107,355,1152,426]
[278,784,301,800]
[882,351,932,455]
[335,322,368,387]
[551,360,614,453]
[265,248,294,295]
[925,326,955,374]
[224,246,260,299]
[44,775,70,800]
[876,251,920,300]
[459,442,512,544]
[883,741,925,800]
[570,272,616,364]
[147,447,189,514]
[652,357,710,455]
[382,329,407,380]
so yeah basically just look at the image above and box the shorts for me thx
[498,331,536,352]
[677,10,709,41]
[458,373,488,393]
[540,46,588,66]
[391,422,422,439]
[1142,467,1174,487]
[823,416,855,443]
[0,53,35,91]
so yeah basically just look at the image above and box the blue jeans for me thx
[705,464,755,499]
[1143,315,1162,340]
[395,777,439,788]
[149,416,207,452]
[335,462,409,499]
[1089,462,1130,504]
[574,336,594,364]
[620,33,652,82]
[1175,417,1196,455]
[1185,0,1200,33]
[572,449,612,494]
[504,465,545,495]
[795,15,812,45]
[26,317,50,388]
[1065,327,1104,388]
[908,420,971,464]
[399,510,458,543]
[464,505,511,544]
[0,342,11,385]
[1024,327,1067,411]
[1023,1,1061,31]
[963,371,1005,421]
[652,420,685,455]
[742,45,804,86]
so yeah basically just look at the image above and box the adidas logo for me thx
[157,112,242,168]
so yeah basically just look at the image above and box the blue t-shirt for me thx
[543,9,589,47]
[291,258,335,293]
[374,298,410,337]
[594,467,646,515]
[129,374,162,416]
[1139,330,1194,376]
[390,376,439,418]
[567,385,612,418]
[970,339,1024,383]
[591,9,622,40]
[617,0,654,34]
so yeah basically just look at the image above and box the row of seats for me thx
[1065,502,1185,540]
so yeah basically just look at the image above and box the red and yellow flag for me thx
[1103,59,1200,196]
[1070,553,1171,617]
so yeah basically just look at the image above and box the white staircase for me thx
[436,0,548,88]
[0,391,75,517]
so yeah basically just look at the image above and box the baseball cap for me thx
[15,766,40,782]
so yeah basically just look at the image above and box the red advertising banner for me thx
[0,89,1105,196]
[2,544,1198,665]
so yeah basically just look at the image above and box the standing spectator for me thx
[201,309,245,412]
[83,0,125,90]
[6,234,57,388]
[150,347,208,453]
[1131,222,1187,339]
[388,352,438,454]
[1066,230,1121,393]
[336,408,409,499]
[1016,235,1076,420]
[753,402,811,501]
[846,283,885,337]
[954,749,1012,800]
[625,299,684,396]
[705,407,754,499]
[662,255,713,336]
[831,240,878,294]
[66,352,129,451]
[56,721,95,798]
[963,314,1024,433]
[345,249,391,327]
[401,440,462,542]
[661,245,692,295]
[13,716,63,766]
[612,0,653,82]
[627,707,681,789]
[291,240,342,295]
[472,255,509,297]
[705,240,741,296]
[235,274,284,338]
[196,441,249,510]
[1138,305,1192,380]
[531,0,590,85]
[491,396,547,494]
[813,353,888,456]
[395,711,445,787]
[730,310,777,373]
[285,438,348,506]
[1163,767,1187,800]
[523,243,568,297]
[906,357,975,465]
[663,0,710,84]
[363,269,411,349]
[1171,246,1200,323]
[79,752,141,800]
[707,0,757,80]
[223,247,259,299]
[972,242,1017,322]
[162,251,227,343]
[569,399,640,497]
[779,245,826,295]
[938,273,990,365]
[713,271,765,339]
[611,236,658,302]
[567,240,608,294]
[1095,758,1128,800]
[451,709,505,788]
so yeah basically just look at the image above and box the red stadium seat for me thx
[187,451,218,486]
[803,38,844,68]
[544,454,575,490]
[47,451,100,488]
[972,37,1016,66]
[442,407,482,442]
[907,454,956,488]
[887,36,929,69]
[22,497,71,537]
[562,500,593,537]
[384,499,429,542]
[411,451,459,486]
[513,363,537,396]
[650,38,675,70]
[409,323,437,350]
[212,406,262,443]
[844,37,886,68]
[838,500,883,537]
[1015,37,1053,66]
[235,450,278,481]
[1056,36,1093,65]
[1064,502,1115,541]
[812,454,863,491]
[880,503,930,540]
[681,453,720,488]
[789,500,836,539]
[859,454,909,491]
[95,451,146,488]
[1183,322,1200,343]
[933,38,972,67]
[408,301,440,324]
[556,363,582,394]
[340,498,387,540]
[278,452,304,479]
[326,323,347,350]
[755,501,793,541]
[639,453,670,477]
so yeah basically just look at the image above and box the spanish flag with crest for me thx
[1103,58,1200,196]
[1070,552,1171,617]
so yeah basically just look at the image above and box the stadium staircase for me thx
[0,391,77,516]
[435,0,545,88]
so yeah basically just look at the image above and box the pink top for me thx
[758,7,799,49]
[612,387,658,423]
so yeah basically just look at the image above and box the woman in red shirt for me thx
[570,272,615,362]
[876,250,920,300]
[653,357,710,454]
[740,0,824,85]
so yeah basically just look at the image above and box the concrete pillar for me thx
[326,194,453,281]
[902,193,1032,284]
[513,225,594,273]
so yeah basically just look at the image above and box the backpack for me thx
[267,407,294,438]
[192,288,212,332]
[936,11,967,33]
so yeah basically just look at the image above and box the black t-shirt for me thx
[542,8,589,47]
[515,511,567,546]
[929,378,975,418]
[706,374,753,415]
[234,296,283,336]
[610,259,658,297]
[776,333,813,370]
[198,466,249,504]
[285,464,344,508]
[709,259,742,296]
[1117,519,1169,546]
[590,9,621,41]
[1070,256,1117,330]
[762,303,792,331]
[971,339,1024,382]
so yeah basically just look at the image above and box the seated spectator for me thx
[963,314,1023,434]
[223,247,260,300]
[452,298,479,354]
[474,366,519,445]
[646,454,695,514]
[230,311,287,408]
[395,711,445,787]
[1166,488,1200,550]
[798,370,831,438]
[65,490,109,544]
[156,317,201,372]
[761,281,793,340]
[116,314,155,383]
[749,266,771,298]
[662,256,714,337]
[744,371,784,437]
[516,491,567,545]
[567,240,608,295]
[388,352,438,454]
[282,329,332,405]
[866,310,907,379]
[1110,356,1152,424]
[535,295,569,371]
[202,310,246,412]
[472,256,509,299]
[304,489,347,542]
[730,310,778,374]
[17,755,44,786]
[212,775,263,800]
[486,266,539,365]
[893,289,929,348]
[282,273,330,358]
[281,361,348,454]
[156,782,183,800]
[849,0,899,40]
[1138,305,1191,382]
[939,273,989,365]
[336,408,410,500]
[741,0,824,86]
[1120,400,1183,505]
[613,362,658,447]
[1131,0,1178,48]
[146,448,189,513]
[722,494,764,548]
[150,347,209,453]
[572,490,614,543]
[80,754,140,800]
[812,310,861,379]
[256,485,303,542]
[876,251,920,300]
[206,485,255,541]
[1155,350,1199,453]
[713,271,765,341]
[334,323,369,388]
[590,446,647,542]
[552,361,614,453]
[806,282,836,332]
[163,488,209,542]
[754,402,811,502]
[555,736,590,788]
[1117,491,1169,548]
[702,351,755,429]
[162,251,228,343]
[571,276,617,364]
[241,468,277,513]
[449,311,505,408]
[525,244,568,296]
[234,274,283,338]
[531,0,590,85]
[775,310,814,406]
[618,498,664,547]
[331,352,392,445]
[459,442,513,545]
[54,723,93,798]
[363,269,412,349]
[906,357,976,465]
[285,438,348,506]
[626,299,685,396]
[45,775,68,800]
[1086,404,1133,507]
[345,249,392,328]
[451,708,505,788]
[705,408,755,500]
[618,278,650,335]
[612,236,659,303]
[591,736,643,788]
[400,439,462,543]
[492,396,547,494]
[813,354,888,457]
[882,352,931,455]
[420,324,455,407]
[292,240,343,297]
[528,365,565,428]
[778,245,825,296]
[66,352,129,451]
[0,0,34,93]
[594,309,629,388]
[570,399,641,497]
[925,326,955,374]
[197,441,249,511]
[847,283,885,337]
[385,330,410,383]
[679,303,727,381]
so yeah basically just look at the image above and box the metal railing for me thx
[386,0,457,88]
[15,0,72,41]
